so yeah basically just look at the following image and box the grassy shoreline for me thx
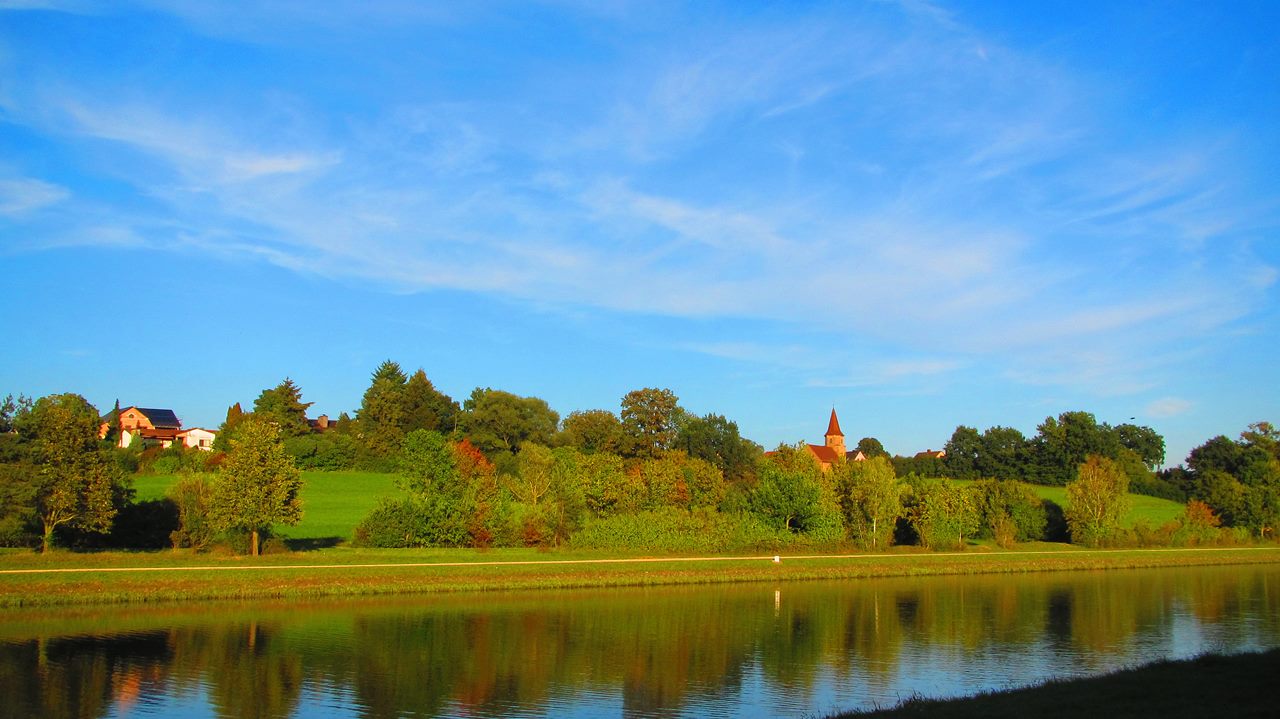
[1,544,1277,608]
[831,648,1280,718]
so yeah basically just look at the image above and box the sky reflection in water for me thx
[2,563,1277,718]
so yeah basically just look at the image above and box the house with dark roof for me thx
[100,406,216,451]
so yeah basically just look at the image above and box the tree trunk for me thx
[41,522,54,554]
[251,528,260,557]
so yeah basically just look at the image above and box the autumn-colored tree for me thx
[579,451,642,517]
[210,417,303,556]
[1177,499,1222,545]
[453,439,504,546]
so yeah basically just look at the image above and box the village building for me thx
[99,406,217,451]
[307,414,337,432]
[800,409,866,471]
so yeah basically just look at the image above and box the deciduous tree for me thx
[750,446,834,534]
[24,393,123,553]
[855,437,888,459]
[943,426,981,479]
[839,455,901,549]
[909,480,979,550]
[210,417,302,556]
[1064,455,1130,547]
[620,387,681,458]
[675,413,760,485]
[460,388,558,458]
[976,426,1028,481]
[559,409,627,455]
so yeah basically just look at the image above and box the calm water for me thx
[2,563,1278,718]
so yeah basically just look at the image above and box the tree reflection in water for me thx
[0,564,1276,718]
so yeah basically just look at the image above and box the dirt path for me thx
[2,546,1273,575]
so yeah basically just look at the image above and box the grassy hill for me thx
[132,471,405,543]
[1023,484,1184,528]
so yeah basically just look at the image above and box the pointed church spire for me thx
[826,408,843,438]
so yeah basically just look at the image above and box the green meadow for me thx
[133,470,406,542]
[951,480,1186,528]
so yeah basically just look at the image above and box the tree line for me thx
[0,363,1276,552]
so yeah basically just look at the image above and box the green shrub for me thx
[353,497,431,548]
[353,495,471,548]
[570,508,781,553]
[168,473,217,551]
[284,434,358,470]
[972,479,1048,544]
[1130,473,1186,501]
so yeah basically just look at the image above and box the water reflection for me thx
[1,564,1277,718]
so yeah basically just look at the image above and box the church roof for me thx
[807,444,841,464]
[825,409,843,437]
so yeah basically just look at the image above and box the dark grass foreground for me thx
[832,649,1280,719]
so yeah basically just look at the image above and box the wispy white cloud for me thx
[2,0,1273,408]
[0,177,68,215]
[48,98,341,185]
[0,0,91,11]
[1146,397,1193,418]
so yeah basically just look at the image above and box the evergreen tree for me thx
[102,399,122,448]
[213,402,247,452]
[358,360,409,457]
[252,378,313,437]
[402,369,460,434]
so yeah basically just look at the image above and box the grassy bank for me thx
[833,648,1280,718]
[1,544,1276,608]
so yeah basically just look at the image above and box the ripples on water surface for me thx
[1,563,1277,718]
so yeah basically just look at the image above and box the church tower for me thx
[824,408,847,457]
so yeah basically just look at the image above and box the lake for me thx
[2,563,1277,718]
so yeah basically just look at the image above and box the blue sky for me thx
[1,1,1277,466]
